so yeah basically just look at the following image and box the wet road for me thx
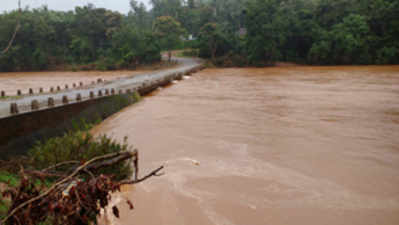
[0,57,201,118]
[93,65,399,225]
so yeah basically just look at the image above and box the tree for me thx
[153,16,185,61]
[188,0,195,9]
[245,0,286,65]
[0,0,21,56]
[129,0,151,30]
[198,23,225,60]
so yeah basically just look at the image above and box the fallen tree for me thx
[1,150,164,225]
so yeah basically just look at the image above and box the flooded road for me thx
[0,70,139,95]
[93,66,399,225]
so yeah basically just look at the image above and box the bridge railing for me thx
[2,64,205,119]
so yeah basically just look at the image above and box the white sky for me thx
[0,0,151,14]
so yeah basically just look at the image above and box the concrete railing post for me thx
[31,100,39,110]
[62,95,69,104]
[90,91,94,99]
[10,103,19,114]
[76,93,82,101]
[48,97,55,107]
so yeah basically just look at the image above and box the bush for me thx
[376,46,399,64]
[29,132,133,181]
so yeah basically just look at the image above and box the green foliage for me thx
[198,23,229,60]
[153,16,186,51]
[0,5,161,72]
[1,0,398,68]
[0,171,19,187]
[245,0,286,65]
[376,46,399,64]
[29,132,133,181]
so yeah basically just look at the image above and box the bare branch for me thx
[1,151,138,225]
[120,165,164,185]
[42,160,80,172]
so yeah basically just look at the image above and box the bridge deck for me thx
[0,57,203,119]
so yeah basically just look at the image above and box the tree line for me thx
[193,0,399,66]
[0,0,398,71]
[0,3,162,71]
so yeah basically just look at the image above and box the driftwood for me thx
[1,150,164,225]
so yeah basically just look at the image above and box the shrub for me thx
[29,132,133,181]
[376,46,399,64]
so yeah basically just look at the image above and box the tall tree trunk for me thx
[168,51,172,62]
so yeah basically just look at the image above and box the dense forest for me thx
[0,0,398,71]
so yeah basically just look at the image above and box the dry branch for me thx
[120,166,164,185]
[1,150,163,225]
[42,160,80,172]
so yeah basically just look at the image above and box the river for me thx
[92,65,399,225]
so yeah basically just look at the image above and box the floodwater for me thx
[0,70,140,95]
[93,66,399,225]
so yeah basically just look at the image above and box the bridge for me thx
[0,57,204,157]
[0,57,204,118]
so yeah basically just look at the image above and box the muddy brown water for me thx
[0,70,141,95]
[93,66,399,225]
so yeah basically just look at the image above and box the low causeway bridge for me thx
[0,57,204,157]
[0,57,204,119]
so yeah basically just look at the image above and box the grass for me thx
[0,171,19,187]
[0,171,18,217]
[0,170,52,219]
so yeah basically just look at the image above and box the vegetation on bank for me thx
[0,90,147,224]
[3,92,141,158]
[1,0,398,70]
[0,92,142,223]
[0,4,161,72]
[194,0,399,66]
[0,131,141,224]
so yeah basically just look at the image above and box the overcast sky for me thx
[0,0,151,14]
